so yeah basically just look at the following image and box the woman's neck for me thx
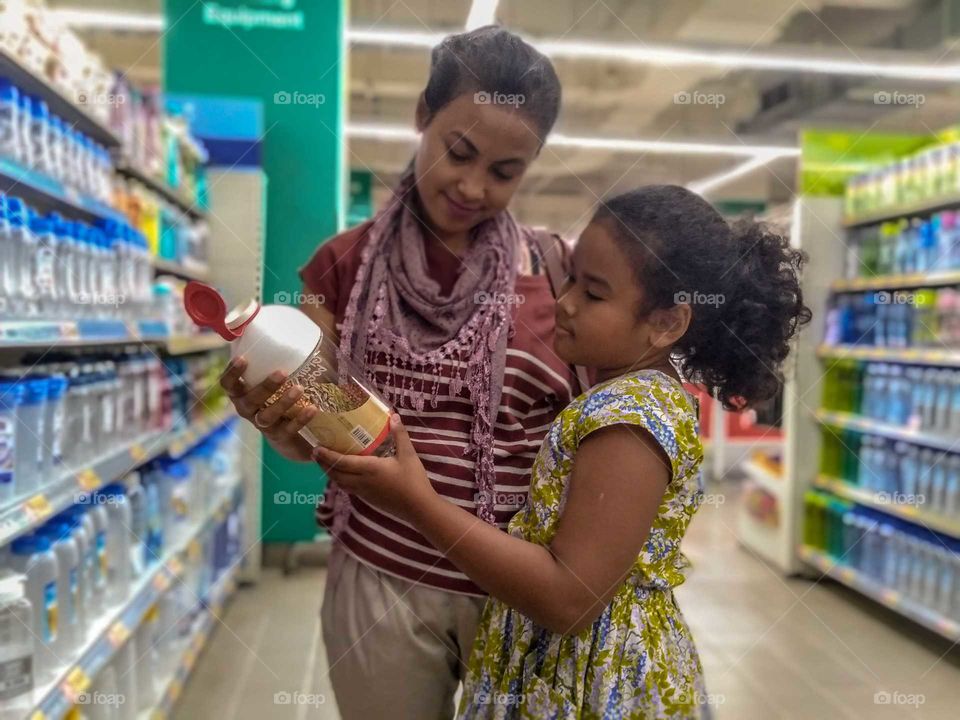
[413,190,471,256]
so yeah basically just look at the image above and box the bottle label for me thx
[43,580,58,642]
[0,655,33,700]
[302,391,392,456]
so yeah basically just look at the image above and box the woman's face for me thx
[414,93,543,236]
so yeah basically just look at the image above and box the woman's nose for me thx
[457,171,485,203]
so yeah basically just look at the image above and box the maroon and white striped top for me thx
[300,222,578,596]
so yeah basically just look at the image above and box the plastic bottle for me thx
[87,501,109,606]
[8,534,59,679]
[126,472,147,575]
[7,197,36,317]
[133,606,161,710]
[945,456,960,517]
[15,378,48,498]
[0,382,23,505]
[42,374,68,483]
[63,506,91,635]
[17,95,32,169]
[29,98,52,177]
[0,571,34,707]
[0,79,19,161]
[36,522,81,653]
[98,484,132,601]
[48,115,64,183]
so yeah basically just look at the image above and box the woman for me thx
[220,26,583,720]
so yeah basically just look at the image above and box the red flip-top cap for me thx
[183,281,254,341]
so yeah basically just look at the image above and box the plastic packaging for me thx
[9,534,59,679]
[98,484,133,601]
[37,521,82,653]
[0,571,34,705]
[14,378,48,498]
[0,382,23,505]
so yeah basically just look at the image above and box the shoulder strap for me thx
[531,230,592,396]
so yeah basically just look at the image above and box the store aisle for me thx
[175,483,960,720]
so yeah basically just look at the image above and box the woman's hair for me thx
[594,185,812,410]
[421,25,561,140]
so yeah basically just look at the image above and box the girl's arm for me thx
[314,416,670,635]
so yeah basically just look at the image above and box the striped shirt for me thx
[300,222,578,595]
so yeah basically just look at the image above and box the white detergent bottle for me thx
[8,534,59,680]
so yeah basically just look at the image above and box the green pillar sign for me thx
[164,0,346,542]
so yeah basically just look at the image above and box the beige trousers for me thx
[320,544,487,720]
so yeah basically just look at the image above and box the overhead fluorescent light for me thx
[346,121,800,158]
[49,9,163,32]
[687,154,786,196]
[465,0,499,31]
[347,27,960,81]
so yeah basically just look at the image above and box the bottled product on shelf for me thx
[845,141,960,218]
[0,78,112,202]
[821,360,960,434]
[844,213,960,278]
[0,421,242,711]
[0,350,228,509]
[0,193,157,321]
[803,492,960,622]
[823,288,960,348]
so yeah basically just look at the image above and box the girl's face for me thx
[554,221,690,381]
[414,93,543,236]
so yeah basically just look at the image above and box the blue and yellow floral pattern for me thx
[458,370,708,719]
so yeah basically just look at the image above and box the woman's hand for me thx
[312,414,437,522]
[219,356,318,463]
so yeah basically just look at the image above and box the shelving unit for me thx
[812,475,960,539]
[116,161,205,220]
[165,334,227,356]
[152,258,210,283]
[817,344,960,367]
[20,481,243,720]
[831,269,960,292]
[843,193,960,229]
[0,406,233,547]
[799,545,960,642]
[815,409,956,452]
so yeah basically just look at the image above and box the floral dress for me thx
[458,369,708,720]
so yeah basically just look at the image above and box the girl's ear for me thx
[415,94,432,133]
[648,303,691,349]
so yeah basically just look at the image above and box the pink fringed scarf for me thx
[332,171,520,529]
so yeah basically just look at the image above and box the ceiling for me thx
[51,0,960,232]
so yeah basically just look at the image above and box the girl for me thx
[314,185,812,718]
[219,26,587,720]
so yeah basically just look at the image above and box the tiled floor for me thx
[175,484,960,719]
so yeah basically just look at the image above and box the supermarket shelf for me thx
[798,545,960,642]
[843,194,960,229]
[23,480,243,720]
[830,269,960,292]
[742,456,783,497]
[737,504,786,568]
[815,409,957,452]
[0,49,120,148]
[813,475,960,539]
[817,344,960,368]
[0,319,169,349]
[116,162,205,219]
[0,406,234,548]
[143,564,240,720]
[0,155,125,224]
[165,334,227,355]
[152,258,210,283]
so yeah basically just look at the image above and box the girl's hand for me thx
[219,356,317,462]
[312,414,437,521]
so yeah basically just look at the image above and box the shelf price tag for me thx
[130,444,148,463]
[108,621,131,648]
[184,647,197,670]
[24,494,52,521]
[63,666,92,702]
[188,539,202,561]
[167,557,184,576]
[169,678,183,702]
[880,589,899,605]
[838,567,856,584]
[77,468,101,492]
[153,571,171,592]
